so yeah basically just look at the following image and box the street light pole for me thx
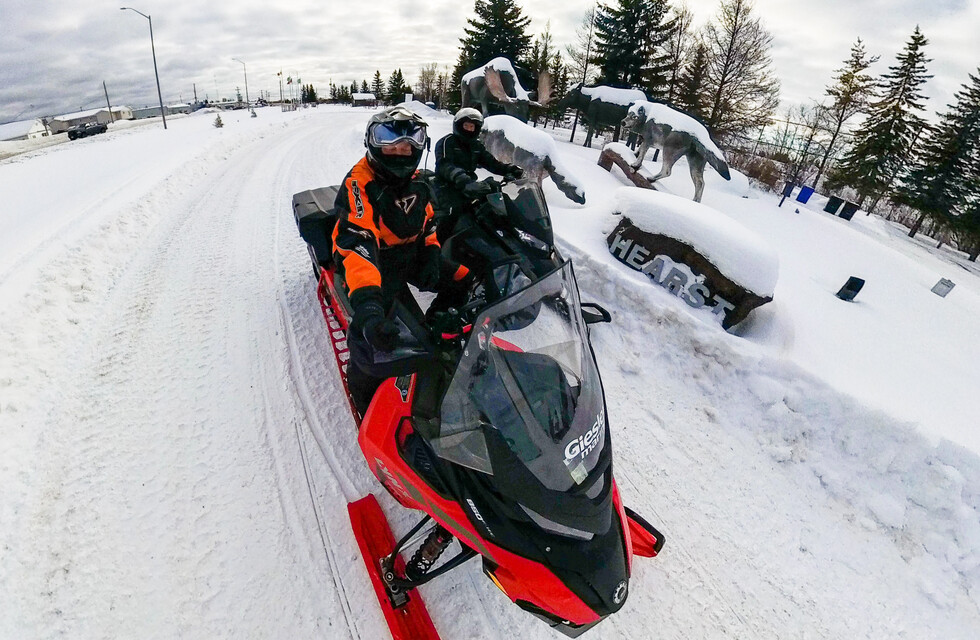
[232,58,250,107]
[120,7,167,130]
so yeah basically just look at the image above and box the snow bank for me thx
[461,57,531,100]
[628,101,725,159]
[580,85,647,107]
[612,187,779,296]
[396,100,441,120]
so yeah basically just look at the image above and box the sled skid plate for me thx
[348,495,441,640]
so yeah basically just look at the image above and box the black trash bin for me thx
[824,195,844,214]
[839,201,860,220]
[836,276,865,301]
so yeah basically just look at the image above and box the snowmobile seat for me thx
[293,186,340,271]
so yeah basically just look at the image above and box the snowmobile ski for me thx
[347,494,441,640]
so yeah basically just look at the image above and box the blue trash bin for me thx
[796,186,814,203]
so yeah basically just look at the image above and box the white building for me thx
[0,118,49,141]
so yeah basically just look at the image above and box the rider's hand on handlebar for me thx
[362,316,401,352]
[462,180,494,199]
[504,165,524,180]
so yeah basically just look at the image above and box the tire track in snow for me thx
[9,115,361,638]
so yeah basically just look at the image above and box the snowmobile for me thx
[292,177,664,639]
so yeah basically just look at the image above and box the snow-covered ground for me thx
[2,104,978,639]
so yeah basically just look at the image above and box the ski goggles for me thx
[369,119,427,149]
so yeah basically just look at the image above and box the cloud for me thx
[0,0,976,125]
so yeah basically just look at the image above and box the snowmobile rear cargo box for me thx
[293,186,340,269]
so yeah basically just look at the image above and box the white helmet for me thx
[453,107,484,139]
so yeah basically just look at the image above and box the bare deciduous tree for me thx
[664,2,695,105]
[701,0,780,141]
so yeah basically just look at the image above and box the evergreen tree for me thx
[701,0,780,140]
[449,0,534,111]
[457,0,532,69]
[893,70,980,240]
[544,50,571,126]
[675,40,708,119]
[825,27,932,209]
[361,80,370,93]
[386,69,411,104]
[350,81,358,99]
[813,39,879,187]
[308,85,317,103]
[592,0,675,97]
[371,71,385,101]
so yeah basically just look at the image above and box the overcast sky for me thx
[0,0,976,124]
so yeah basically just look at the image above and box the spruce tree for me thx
[825,27,932,209]
[676,41,708,119]
[893,70,980,239]
[592,0,675,97]
[371,71,385,101]
[361,80,370,94]
[386,69,410,104]
[813,39,879,187]
[457,0,532,69]
[449,0,534,111]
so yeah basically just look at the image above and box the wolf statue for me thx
[480,115,586,204]
[461,57,551,123]
[621,101,731,202]
[555,83,647,147]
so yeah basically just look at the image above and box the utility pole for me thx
[103,81,114,122]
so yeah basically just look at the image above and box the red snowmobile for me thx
[293,178,664,639]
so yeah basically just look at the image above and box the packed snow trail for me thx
[2,107,979,639]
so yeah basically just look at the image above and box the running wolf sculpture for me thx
[481,115,586,204]
[621,101,731,202]
[461,57,551,123]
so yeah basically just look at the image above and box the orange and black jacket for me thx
[332,157,467,310]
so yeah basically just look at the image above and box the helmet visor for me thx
[369,120,427,149]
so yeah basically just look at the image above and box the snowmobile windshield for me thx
[433,261,605,491]
[501,180,553,249]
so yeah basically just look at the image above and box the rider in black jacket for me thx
[434,108,523,241]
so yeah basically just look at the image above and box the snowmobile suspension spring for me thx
[405,525,453,582]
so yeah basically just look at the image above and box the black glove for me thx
[355,299,400,352]
[362,316,400,352]
[462,180,494,200]
[505,165,524,179]
[417,246,443,291]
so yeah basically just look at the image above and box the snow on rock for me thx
[628,100,725,159]
[461,57,530,100]
[581,85,647,107]
[483,115,554,158]
[612,187,779,297]
[482,115,586,204]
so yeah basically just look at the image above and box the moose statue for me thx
[621,100,731,203]
[555,83,648,147]
[461,57,551,122]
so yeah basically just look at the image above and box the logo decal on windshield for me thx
[564,411,605,464]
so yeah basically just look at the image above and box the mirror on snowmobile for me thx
[581,302,612,325]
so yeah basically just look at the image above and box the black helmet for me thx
[364,106,429,181]
[453,107,484,140]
